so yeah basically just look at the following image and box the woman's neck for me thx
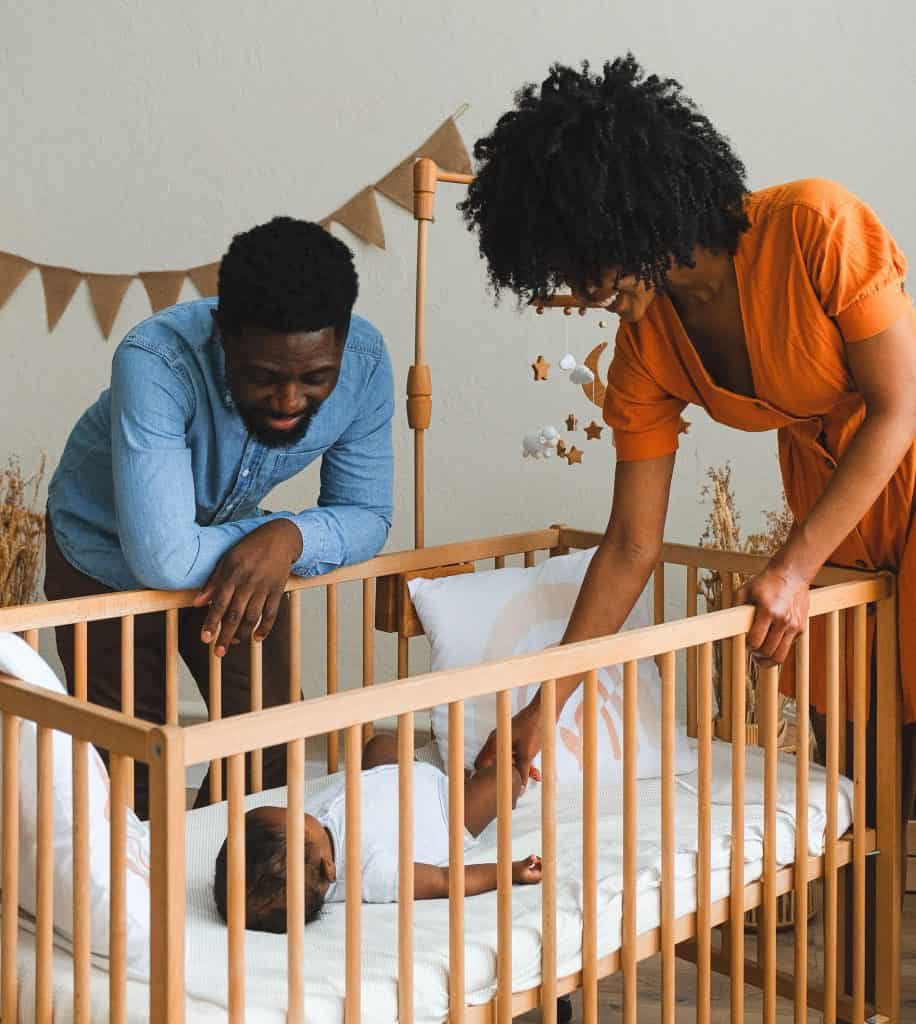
[665,248,734,308]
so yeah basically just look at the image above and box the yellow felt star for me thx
[531,355,550,381]
[584,420,603,441]
[565,413,578,431]
[566,446,583,465]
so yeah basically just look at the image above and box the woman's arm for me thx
[743,313,916,665]
[413,856,543,899]
[475,453,675,781]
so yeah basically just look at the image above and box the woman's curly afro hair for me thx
[460,55,750,300]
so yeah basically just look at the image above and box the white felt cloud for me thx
[522,425,560,460]
[559,353,576,372]
[569,364,595,386]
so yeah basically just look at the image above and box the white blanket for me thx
[4,741,853,1023]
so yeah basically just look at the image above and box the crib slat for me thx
[120,615,135,809]
[582,669,599,1024]
[660,651,676,1024]
[2,713,20,1024]
[496,690,513,1024]
[289,591,302,703]
[397,635,409,680]
[686,566,699,739]
[495,555,506,570]
[793,628,810,1024]
[345,724,362,1024]
[654,562,665,624]
[720,574,735,741]
[326,585,340,773]
[24,627,39,649]
[762,665,779,1024]
[696,643,713,1024]
[36,724,54,1024]
[109,752,129,1024]
[250,639,263,792]
[540,680,558,1024]
[622,660,638,1024]
[287,736,306,1024]
[227,753,245,1023]
[852,605,867,1024]
[824,611,840,1024]
[165,607,179,724]
[208,642,223,804]
[398,713,415,1024]
[362,580,375,743]
[73,622,91,1024]
[524,550,536,568]
[729,631,746,1024]
[448,702,465,1022]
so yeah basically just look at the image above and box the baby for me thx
[213,734,542,932]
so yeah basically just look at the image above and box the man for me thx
[45,217,394,816]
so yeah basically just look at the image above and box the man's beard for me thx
[236,402,321,448]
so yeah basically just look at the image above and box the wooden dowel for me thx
[327,584,340,773]
[448,702,465,1022]
[654,563,665,625]
[362,580,375,743]
[120,615,135,810]
[109,752,128,1024]
[165,607,178,725]
[495,555,506,570]
[686,566,699,739]
[496,690,513,1024]
[397,635,409,681]
[730,631,746,1024]
[660,651,676,1024]
[762,665,779,1024]
[413,215,429,550]
[208,642,223,804]
[852,605,867,1024]
[793,629,810,1024]
[582,670,599,1024]
[249,639,263,792]
[2,714,20,1024]
[227,753,245,1023]
[697,644,713,1024]
[824,611,840,1024]
[524,550,536,568]
[36,724,54,1024]
[287,736,305,1024]
[74,620,87,700]
[398,713,415,1024]
[23,627,38,649]
[540,680,558,1024]
[345,724,362,1024]
[720,575,734,741]
[73,734,91,1023]
[289,591,302,703]
[623,661,638,1024]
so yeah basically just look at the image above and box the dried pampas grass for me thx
[0,455,46,607]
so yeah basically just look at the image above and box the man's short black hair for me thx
[217,217,358,337]
[460,55,751,300]
[213,814,326,933]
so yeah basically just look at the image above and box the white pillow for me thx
[408,547,696,782]
[0,632,150,968]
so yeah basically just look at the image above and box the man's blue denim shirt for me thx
[48,299,394,591]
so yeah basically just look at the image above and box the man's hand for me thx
[194,519,303,655]
[736,565,810,670]
[474,699,543,789]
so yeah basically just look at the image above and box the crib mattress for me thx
[6,740,853,1023]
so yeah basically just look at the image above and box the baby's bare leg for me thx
[463,764,522,837]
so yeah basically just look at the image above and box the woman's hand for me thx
[474,698,543,788]
[735,565,810,669]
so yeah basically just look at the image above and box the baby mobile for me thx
[522,300,612,467]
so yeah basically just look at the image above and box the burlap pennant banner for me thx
[0,113,472,337]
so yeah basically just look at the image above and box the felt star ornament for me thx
[556,439,567,458]
[679,417,692,435]
[565,413,578,431]
[584,420,603,441]
[566,446,583,465]
[531,355,550,381]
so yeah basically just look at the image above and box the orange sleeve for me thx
[603,326,687,462]
[794,181,912,342]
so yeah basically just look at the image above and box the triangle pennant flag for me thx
[327,187,386,249]
[0,252,34,310]
[39,265,83,331]
[188,262,220,299]
[87,274,134,340]
[375,117,472,213]
[139,270,186,312]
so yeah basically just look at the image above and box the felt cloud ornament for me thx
[558,353,577,372]
[522,425,560,460]
[569,364,595,386]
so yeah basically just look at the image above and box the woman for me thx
[465,58,916,846]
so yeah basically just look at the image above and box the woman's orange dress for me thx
[603,178,916,721]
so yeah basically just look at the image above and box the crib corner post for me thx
[548,523,570,557]
[874,578,901,1022]
[148,725,187,1024]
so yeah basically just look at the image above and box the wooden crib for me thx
[0,529,903,1022]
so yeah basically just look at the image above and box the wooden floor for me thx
[518,893,916,1022]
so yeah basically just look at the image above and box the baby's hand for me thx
[512,854,543,885]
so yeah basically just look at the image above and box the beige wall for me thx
[2,0,914,711]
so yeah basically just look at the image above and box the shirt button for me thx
[855,560,868,569]
[242,469,250,477]
[754,402,766,410]
[824,457,834,469]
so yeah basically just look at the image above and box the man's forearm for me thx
[282,504,391,578]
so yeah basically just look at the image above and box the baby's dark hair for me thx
[460,54,750,300]
[217,216,358,337]
[213,814,326,933]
